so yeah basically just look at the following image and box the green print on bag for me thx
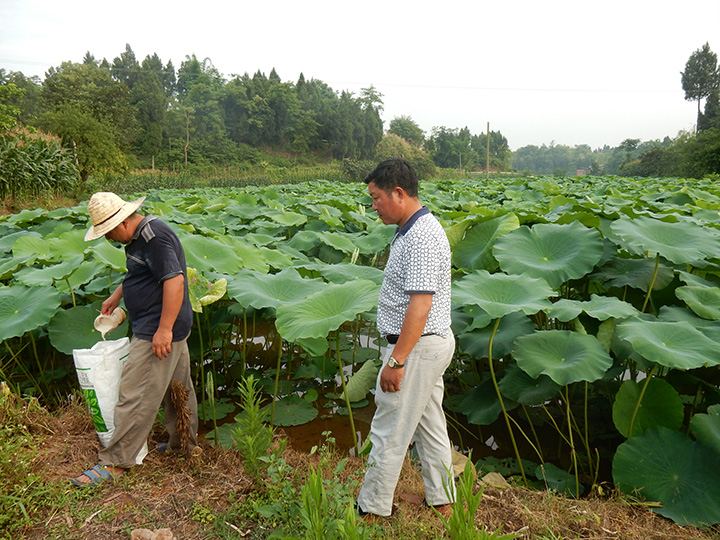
[82,388,108,433]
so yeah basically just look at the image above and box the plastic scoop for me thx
[94,307,126,340]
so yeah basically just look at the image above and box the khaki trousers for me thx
[357,332,456,516]
[99,336,198,469]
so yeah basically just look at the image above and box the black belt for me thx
[386,333,437,344]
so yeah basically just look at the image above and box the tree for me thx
[0,77,23,129]
[681,43,720,131]
[388,116,425,146]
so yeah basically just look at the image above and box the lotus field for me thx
[2,175,720,526]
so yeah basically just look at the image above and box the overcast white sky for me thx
[1,0,718,150]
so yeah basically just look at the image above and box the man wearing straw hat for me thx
[72,192,199,486]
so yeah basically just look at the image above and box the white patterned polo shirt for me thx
[376,206,452,338]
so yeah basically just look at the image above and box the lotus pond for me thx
[2,175,720,527]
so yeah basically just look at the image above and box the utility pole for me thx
[486,122,490,181]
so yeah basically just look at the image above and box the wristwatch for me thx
[388,356,405,369]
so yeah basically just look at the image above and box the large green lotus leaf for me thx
[288,230,321,252]
[48,302,129,354]
[612,378,684,438]
[690,404,720,456]
[226,268,325,311]
[345,359,379,402]
[676,285,720,320]
[494,222,603,289]
[0,231,40,254]
[315,231,358,254]
[547,294,638,322]
[50,229,87,259]
[259,246,295,270]
[610,216,720,264]
[445,218,473,250]
[458,311,535,359]
[616,318,720,369]
[0,254,35,280]
[513,330,613,385]
[267,394,318,426]
[88,240,127,272]
[4,207,48,225]
[217,236,269,273]
[656,305,720,343]
[187,268,227,313]
[275,280,378,342]
[352,226,395,254]
[181,235,244,274]
[269,210,308,227]
[300,262,385,285]
[55,260,106,293]
[591,256,674,292]
[452,270,554,319]
[612,427,720,526]
[453,213,521,272]
[498,363,561,405]
[296,336,329,358]
[456,379,517,425]
[13,235,56,262]
[14,255,85,286]
[452,304,492,335]
[0,285,62,341]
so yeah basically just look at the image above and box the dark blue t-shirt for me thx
[122,215,193,341]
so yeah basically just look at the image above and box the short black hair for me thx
[363,158,418,198]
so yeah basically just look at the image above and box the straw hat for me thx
[85,192,146,241]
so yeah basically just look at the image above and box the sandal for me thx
[71,464,124,487]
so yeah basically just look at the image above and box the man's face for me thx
[367,181,403,226]
[105,221,132,244]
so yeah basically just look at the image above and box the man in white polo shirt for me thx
[357,158,455,518]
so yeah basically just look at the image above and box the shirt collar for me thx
[396,206,430,237]
[131,214,157,242]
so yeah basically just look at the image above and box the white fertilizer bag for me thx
[73,337,148,465]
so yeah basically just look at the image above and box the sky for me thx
[1,0,718,151]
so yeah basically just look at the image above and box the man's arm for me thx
[153,274,185,359]
[379,292,433,393]
[101,285,123,315]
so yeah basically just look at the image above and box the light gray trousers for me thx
[357,332,456,516]
[99,336,198,469]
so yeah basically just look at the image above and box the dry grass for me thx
[11,398,720,540]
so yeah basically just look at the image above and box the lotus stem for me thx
[564,387,580,497]
[583,381,595,483]
[628,364,659,437]
[195,311,206,420]
[507,413,543,463]
[335,331,358,450]
[241,307,247,378]
[641,253,660,313]
[521,404,544,462]
[206,371,218,445]
[64,277,76,307]
[486,317,527,485]
[271,341,283,425]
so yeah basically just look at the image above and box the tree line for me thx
[0,42,718,187]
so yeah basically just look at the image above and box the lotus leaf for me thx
[181,235,245,274]
[458,311,535,359]
[296,336,329,357]
[610,216,720,264]
[187,268,227,313]
[226,268,325,311]
[301,262,385,285]
[513,330,613,385]
[452,304,492,334]
[453,213,520,272]
[288,230,321,252]
[497,363,561,405]
[48,303,129,354]
[54,261,106,294]
[493,222,603,289]
[269,210,308,227]
[345,359,379,402]
[275,280,378,342]
[14,255,84,287]
[535,462,584,498]
[690,404,720,456]
[352,226,395,254]
[0,285,62,341]
[616,318,720,369]
[89,241,127,271]
[316,231,359,254]
[267,394,318,426]
[547,294,638,322]
[0,231,39,254]
[13,235,55,262]
[0,255,35,280]
[676,285,720,320]
[452,270,554,319]
[612,427,720,526]
[612,378,684,438]
[50,229,87,258]
[457,379,517,425]
[197,398,236,421]
[592,256,674,292]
